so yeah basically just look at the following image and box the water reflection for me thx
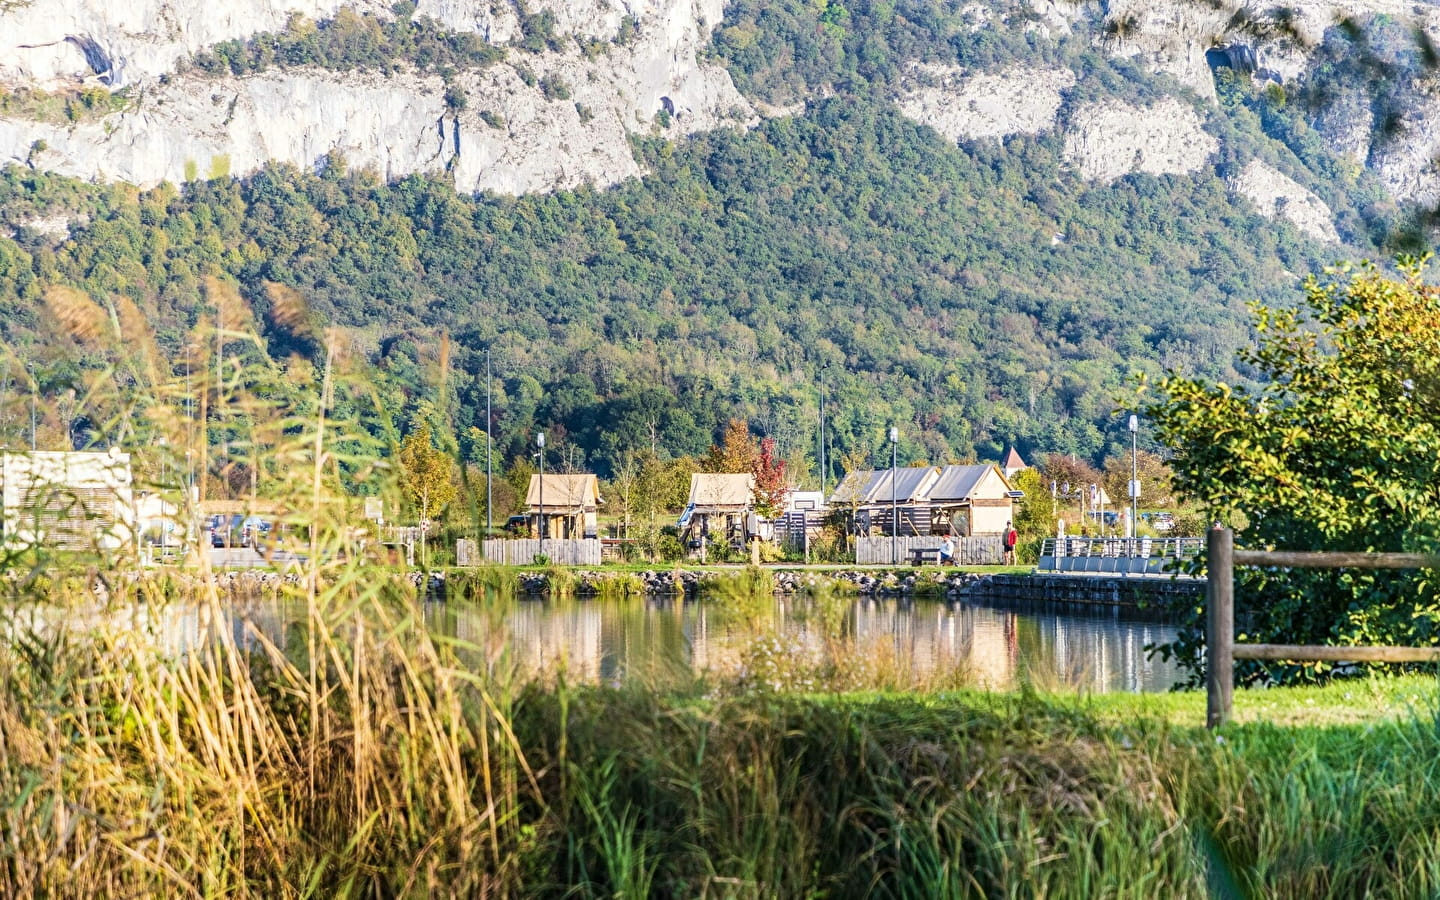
[5,593,1182,694]
[427,595,1181,693]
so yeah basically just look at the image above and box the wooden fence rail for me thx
[1207,528,1440,728]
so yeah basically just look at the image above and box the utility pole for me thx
[819,362,828,497]
[890,425,898,565]
[486,347,493,542]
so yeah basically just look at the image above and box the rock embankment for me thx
[503,568,992,599]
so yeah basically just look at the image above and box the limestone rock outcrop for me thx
[0,0,392,88]
[0,0,1438,216]
[897,65,1075,143]
[1228,158,1340,243]
[1063,98,1217,182]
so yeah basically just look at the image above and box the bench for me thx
[909,547,942,566]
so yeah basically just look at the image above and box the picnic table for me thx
[909,547,941,566]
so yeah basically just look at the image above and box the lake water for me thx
[421,595,1183,693]
[9,593,1183,694]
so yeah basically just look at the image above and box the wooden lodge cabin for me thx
[927,464,1016,535]
[678,473,756,549]
[525,473,603,540]
[828,464,1018,537]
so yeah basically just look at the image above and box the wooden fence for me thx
[479,538,602,566]
[1205,527,1440,728]
[856,534,1004,566]
[456,539,478,566]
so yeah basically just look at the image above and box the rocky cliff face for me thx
[0,0,1433,234]
[0,0,750,194]
[0,0,391,87]
[1064,98,1217,182]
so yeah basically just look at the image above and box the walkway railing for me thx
[1205,527,1440,728]
[1037,536,1201,576]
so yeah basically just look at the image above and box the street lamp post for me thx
[486,347,493,543]
[537,431,546,559]
[1128,414,1140,541]
[890,426,898,565]
[819,362,829,498]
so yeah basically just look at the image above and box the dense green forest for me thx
[0,0,1410,484]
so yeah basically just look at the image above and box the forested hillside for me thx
[0,0,1400,482]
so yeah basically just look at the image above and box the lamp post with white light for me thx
[28,362,36,451]
[1128,414,1140,540]
[158,438,168,553]
[890,426,898,565]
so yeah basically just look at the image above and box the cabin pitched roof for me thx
[828,469,883,506]
[1002,446,1027,470]
[929,464,1010,502]
[525,473,602,511]
[687,473,754,509]
[869,466,940,506]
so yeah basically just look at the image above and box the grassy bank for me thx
[4,572,1440,898]
[525,680,1440,898]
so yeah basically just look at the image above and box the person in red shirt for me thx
[1003,521,1018,565]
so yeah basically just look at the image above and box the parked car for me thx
[209,514,245,547]
[504,515,529,535]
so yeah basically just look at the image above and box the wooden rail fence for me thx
[1206,527,1440,728]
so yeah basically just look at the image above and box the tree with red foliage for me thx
[752,436,789,517]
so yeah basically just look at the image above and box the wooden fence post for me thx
[1206,526,1234,729]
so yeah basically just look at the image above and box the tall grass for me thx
[591,572,645,599]
[519,685,1440,899]
[446,565,520,604]
[2,282,538,896]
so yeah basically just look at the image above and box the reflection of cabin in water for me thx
[828,464,1018,536]
[678,473,755,549]
[526,474,603,539]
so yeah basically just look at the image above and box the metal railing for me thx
[1037,536,1202,576]
[1205,527,1440,728]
